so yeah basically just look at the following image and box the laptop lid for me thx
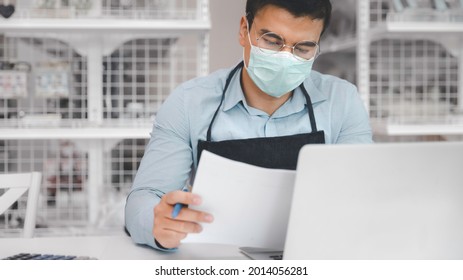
[283,142,463,260]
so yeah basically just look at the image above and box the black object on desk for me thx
[3,253,97,260]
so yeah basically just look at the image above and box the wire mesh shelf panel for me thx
[103,34,201,121]
[370,38,460,124]
[15,0,205,20]
[370,0,463,25]
[370,0,390,26]
[1,33,204,126]
[105,139,146,193]
[0,35,88,128]
[0,138,151,236]
[97,138,148,229]
[0,139,89,237]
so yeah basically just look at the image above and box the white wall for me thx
[209,0,247,72]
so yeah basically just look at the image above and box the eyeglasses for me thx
[255,31,320,61]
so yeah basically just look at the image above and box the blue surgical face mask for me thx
[244,29,314,98]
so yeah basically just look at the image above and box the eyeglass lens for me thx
[257,32,318,60]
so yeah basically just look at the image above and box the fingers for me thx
[161,216,203,234]
[152,189,214,249]
[173,207,214,223]
[158,190,213,222]
[154,198,213,227]
[153,208,208,249]
[163,190,202,207]
[161,190,214,222]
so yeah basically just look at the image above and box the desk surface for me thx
[0,234,249,260]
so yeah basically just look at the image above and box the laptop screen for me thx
[284,142,463,260]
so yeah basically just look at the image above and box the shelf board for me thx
[372,119,463,136]
[386,21,463,33]
[0,18,210,33]
[0,127,152,140]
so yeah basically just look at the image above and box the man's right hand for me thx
[153,190,214,249]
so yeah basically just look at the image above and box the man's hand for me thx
[153,190,214,249]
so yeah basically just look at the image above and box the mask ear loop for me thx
[242,47,249,70]
[243,16,253,70]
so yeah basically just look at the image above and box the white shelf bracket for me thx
[459,37,463,113]
[86,36,104,125]
[356,0,370,113]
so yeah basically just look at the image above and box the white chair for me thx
[0,172,42,238]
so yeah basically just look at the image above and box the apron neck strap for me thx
[299,83,318,132]
[206,61,244,141]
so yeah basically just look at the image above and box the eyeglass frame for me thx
[248,20,322,61]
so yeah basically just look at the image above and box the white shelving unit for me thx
[357,0,463,137]
[0,0,210,236]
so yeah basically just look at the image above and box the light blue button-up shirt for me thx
[125,65,373,249]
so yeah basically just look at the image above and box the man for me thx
[125,0,372,250]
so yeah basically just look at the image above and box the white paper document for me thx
[184,151,296,249]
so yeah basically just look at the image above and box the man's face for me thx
[239,5,324,65]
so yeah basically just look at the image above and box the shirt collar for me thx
[222,67,327,115]
[303,74,327,104]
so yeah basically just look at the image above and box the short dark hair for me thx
[245,0,332,36]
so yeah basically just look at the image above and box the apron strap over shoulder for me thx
[206,61,244,141]
[300,84,318,132]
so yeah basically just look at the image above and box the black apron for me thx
[197,61,325,170]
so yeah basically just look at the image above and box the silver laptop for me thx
[283,142,463,259]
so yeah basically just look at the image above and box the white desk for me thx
[0,234,249,260]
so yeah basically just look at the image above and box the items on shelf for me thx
[0,36,87,122]
[33,0,92,10]
[43,140,86,206]
[387,0,463,22]
[0,0,15,19]
[34,62,71,98]
[17,0,172,19]
[13,0,180,19]
[390,0,463,12]
[0,61,30,99]
[0,71,27,98]
[21,0,93,18]
[102,0,170,18]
